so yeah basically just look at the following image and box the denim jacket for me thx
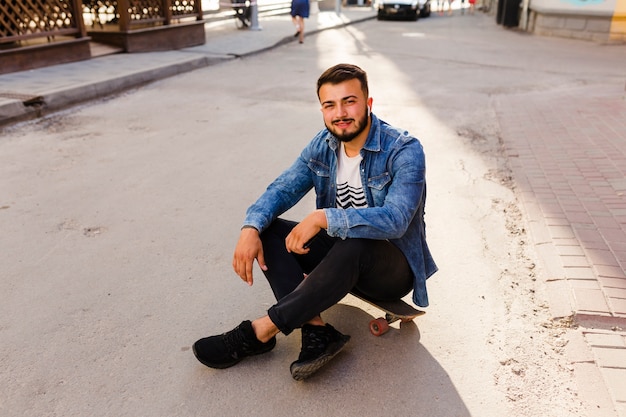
[243,113,438,307]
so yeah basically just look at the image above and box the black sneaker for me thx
[193,320,276,369]
[290,323,351,381]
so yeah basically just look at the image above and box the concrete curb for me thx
[0,55,224,126]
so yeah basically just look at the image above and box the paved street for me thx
[1,4,626,417]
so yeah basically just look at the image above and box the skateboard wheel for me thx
[369,317,389,336]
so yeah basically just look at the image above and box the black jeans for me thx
[261,219,413,335]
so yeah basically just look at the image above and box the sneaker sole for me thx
[290,334,351,381]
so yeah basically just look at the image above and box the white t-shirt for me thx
[336,142,368,209]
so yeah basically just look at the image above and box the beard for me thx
[326,107,369,143]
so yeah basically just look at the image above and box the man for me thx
[193,63,437,380]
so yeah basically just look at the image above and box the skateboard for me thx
[350,289,425,336]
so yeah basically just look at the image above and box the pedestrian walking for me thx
[437,0,445,15]
[468,0,476,14]
[291,0,310,44]
[192,63,438,381]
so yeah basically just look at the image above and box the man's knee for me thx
[260,218,296,243]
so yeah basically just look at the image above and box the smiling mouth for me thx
[333,119,353,127]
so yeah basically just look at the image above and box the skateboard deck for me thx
[350,289,425,336]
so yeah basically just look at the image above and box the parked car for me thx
[376,0,431,20]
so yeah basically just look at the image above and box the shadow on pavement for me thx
[185,304,470,416]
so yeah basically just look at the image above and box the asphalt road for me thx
[1,13,625,417]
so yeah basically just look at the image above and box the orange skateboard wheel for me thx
[369,317,389,336]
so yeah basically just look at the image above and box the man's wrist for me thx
[241,225,259,232]
[317,209,329,229]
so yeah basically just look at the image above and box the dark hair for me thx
[316,64,369,99]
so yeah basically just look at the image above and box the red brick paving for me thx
[496,84,626,416]
[495,83,626,322]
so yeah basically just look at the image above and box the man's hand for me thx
[285,210,328,254]
[232,227,267,286]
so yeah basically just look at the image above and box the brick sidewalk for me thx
[494,83,626,415]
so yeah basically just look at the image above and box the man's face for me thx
[319,79,372,143]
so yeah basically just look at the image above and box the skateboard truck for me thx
[369,313,419,337]
[350,290,425,336]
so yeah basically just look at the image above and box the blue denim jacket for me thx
[243,114,438,307]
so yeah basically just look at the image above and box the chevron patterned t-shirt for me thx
[336,142,368,209]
